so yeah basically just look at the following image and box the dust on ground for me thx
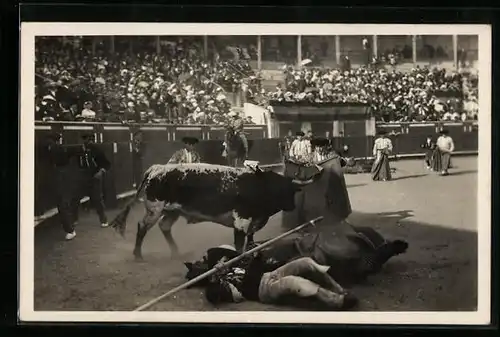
[34,157,478,311]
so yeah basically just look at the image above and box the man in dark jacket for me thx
[44,132,79,240]
[204,248,358,310]
[68,132,111,238]
[132,130,145,189]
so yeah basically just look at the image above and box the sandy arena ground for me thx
[34,156,478,312]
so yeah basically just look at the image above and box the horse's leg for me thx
[133,199,165,260]
[158,210,181,257]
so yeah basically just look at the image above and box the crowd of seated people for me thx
[35,37,478,125]
[266,65,478,122]
[35,37,261,124]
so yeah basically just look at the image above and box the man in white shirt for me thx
[168,137,202,164]
[436,129,455,176]
[289,131,312,164]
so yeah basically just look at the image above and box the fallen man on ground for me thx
[203,250,359,310]
[184,225,408,309]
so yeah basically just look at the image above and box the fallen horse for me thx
[185,224,408,289]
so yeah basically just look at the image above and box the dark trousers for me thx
[424,150,433,167]
[54,167,78,233]
[70,169,108,227]
[132,154,143,188]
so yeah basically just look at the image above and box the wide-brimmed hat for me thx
[439,129,449,135]
[296,131,305,136]
[377,129,388,135]
[181,136,199,145]
[206,245,238,266]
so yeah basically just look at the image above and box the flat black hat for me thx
[439,129,449,135]
[296,131,305,136]
[377,129,388,135]
[310,138,330,147]
[182,136,199,145]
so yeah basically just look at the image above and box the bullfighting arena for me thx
[34,156,478,311]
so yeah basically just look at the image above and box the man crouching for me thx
[204,247,358,310]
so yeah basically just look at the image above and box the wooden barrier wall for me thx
[34,121,478,217]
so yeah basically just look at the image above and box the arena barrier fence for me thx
[33,121,478,226]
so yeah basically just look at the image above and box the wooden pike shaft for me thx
[133,216,324,311]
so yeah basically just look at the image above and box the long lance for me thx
[133,216,324,311]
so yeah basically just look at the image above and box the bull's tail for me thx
[110,170,150,238]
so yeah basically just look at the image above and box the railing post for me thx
[257,35,262,70]
[335,35,341,65]
[412,35,417,64]
[297,35,302,66]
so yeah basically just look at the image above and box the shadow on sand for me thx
[34,205,477,312]
[277,209,477,311]
[391,173,429,181]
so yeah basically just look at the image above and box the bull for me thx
[110,162,301,260]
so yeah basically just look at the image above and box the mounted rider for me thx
[225,110,249,159]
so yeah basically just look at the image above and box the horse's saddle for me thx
[283,159,324,185]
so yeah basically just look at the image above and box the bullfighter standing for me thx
[420,135,437,170]
[168,136,202,164]
[435,129,455,176]
[44,132,79,240]
[225,111,249,159]
[67,132,111,240]
[371,130,393,181]
[289,131,312,164]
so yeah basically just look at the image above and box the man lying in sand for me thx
[202,246,359,310]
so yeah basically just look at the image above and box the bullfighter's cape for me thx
[283,155,352,225]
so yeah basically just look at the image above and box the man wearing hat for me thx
[43,132,79,239]
[68,132,111,239]
[168,136,202,164]
[225,111,249,158]
[132,130,145,190]
[289,131,312,164]
[435,129,455,176]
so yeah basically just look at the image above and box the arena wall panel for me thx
[33,122,479,221]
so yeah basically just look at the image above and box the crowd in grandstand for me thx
[34,37,478,124]
[269,65,478,122]
[35,37,260,124]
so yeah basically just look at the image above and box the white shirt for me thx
[289,139,312,161]
[436,135,455,153]
[81,108,96,118]
[184,149,193,163]
[373,137,393,157]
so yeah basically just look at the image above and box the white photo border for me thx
[19,23,492,325]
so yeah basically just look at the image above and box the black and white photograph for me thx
[19,23,491,324]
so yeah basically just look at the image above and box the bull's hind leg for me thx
[133,199,165,261]
[158,210,181,257]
